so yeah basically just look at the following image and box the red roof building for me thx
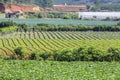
[53,5,87,12]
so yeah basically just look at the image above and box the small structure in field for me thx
[5,10,24,18]
[79,12,120,20]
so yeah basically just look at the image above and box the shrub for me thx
[0,20,17,28]
[107,47,120,61]
[18,23,29,32]
[53,49,74,61]
[14,47,23,56]
[29,53,37,60]
[14,47,24,59]
[39,52,52,60]
[62,15,71,19]
[5,46,120,61]
[73,47,85,61]
[38,13,43,18]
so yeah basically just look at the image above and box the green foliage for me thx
[39,51,52,60]
[107,47,120,61]
[29,52,37,60]
[32,24,120,31]
[98,4,120,11]
[14,47,24,59]
[0,61,120,80]
[54,49,74,61]
[0,26,18,34]
[35,46,120,61]
[36,0,53,7]
[0,20,17,28]
[37,13,43,18]
[18,23,29,32]
[117,21,120,26]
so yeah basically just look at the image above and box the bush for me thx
[62,15,71,19]
[73,47,85,61]
[0,20,17,28]
[29,53,37,60]
[4,46,120,61]
[57,49,74,61]
[107,47,120,61]
[18,23,29,32]
[38,13,43,18]
[14,47,24,59]
[39,52,52,60]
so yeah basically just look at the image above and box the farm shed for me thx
[5,10,24,18]
[79,12,120,20]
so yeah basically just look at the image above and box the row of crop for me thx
[3,31,120,40]
[1,39,120,50]
[0,39,76,55]
[1,39,120,56]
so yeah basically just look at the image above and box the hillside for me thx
[53,0,120,5]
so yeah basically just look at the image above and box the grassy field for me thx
[0,60,120,80]
[0,18,118,26]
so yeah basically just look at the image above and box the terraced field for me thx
[0,31,120,56]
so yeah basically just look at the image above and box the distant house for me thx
[53,5,87,12]
[79,12,120,20]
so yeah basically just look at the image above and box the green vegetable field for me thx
[0,19,118,26]
[0,61,120,80]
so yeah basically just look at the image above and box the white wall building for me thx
[79,12,120,20]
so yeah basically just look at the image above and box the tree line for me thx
[0,21,120,33]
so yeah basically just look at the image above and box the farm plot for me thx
[0,31,120,56]
[2,31,120,40]
[0,39,120,56]
[0,61,120,80]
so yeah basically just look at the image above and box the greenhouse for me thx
[79,12,120,20]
